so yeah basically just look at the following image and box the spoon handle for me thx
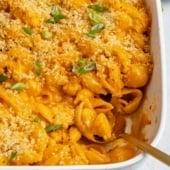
[121,133,170,166]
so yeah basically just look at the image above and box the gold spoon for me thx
[120,133,170,166]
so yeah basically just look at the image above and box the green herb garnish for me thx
[11,83,27,91]
[8,151,17,164]
[45,124,62,133]
[88,10,100,23]
[23,27,34,35]
[46,17,55,23]
[34,60,42,76]
[46,5,65,23]
[88,4,108,13]
[51,5,65,20]
[87,4,107,38]
[72,57,96,74]
[87,23,105,38]
[0,74,8,83]
[33,117,40,123]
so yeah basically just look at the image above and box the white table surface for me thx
[123,1,170,170]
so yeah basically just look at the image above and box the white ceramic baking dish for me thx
[0,0,166,169]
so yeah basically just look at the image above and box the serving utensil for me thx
[120,133,170,166]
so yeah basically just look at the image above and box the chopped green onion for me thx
[77,62,96,74]
[46,17,55,23]
[51,5,60,16]
[23,27,34,35]
[46,5,65,23]
[0,74,8,83]
[78,62,96,74]
[84,62,96,72]
[72,57,96,75]
[51,5,65,20]
[8,151,17,164]
[45,124,62,133]
[88,10,100,23]
[78,57,87,66]
[46,14,65,23]
[72,57,87,74]
[11,83,27,91]
[88,4,108,13]
[87,23,105,38]
[42,31,52,40]
[33,117,40,123]
[34,60,42,76]
[53,13,65,21]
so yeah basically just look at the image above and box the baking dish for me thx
[0,0,166,169]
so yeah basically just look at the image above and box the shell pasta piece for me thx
[75,102,117,143]
[111,88,143,115]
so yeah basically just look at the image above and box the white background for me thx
[124,1,170,170]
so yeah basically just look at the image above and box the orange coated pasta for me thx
[0,0,152,165]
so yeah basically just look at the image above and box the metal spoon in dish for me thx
[120,133,170,166]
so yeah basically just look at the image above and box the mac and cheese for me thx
[0,0,152,165]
